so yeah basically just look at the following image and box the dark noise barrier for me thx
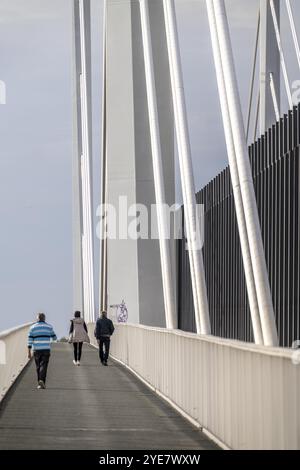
[178,103,300,347]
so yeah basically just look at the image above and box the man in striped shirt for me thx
[28,313,57,389]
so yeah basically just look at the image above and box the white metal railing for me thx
[0,323,31,402]
[88,323,300,450]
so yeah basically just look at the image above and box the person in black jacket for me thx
[94,311,115,366]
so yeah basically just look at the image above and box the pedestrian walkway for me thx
[0,343,218,450]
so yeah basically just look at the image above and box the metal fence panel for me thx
[178,103,300,347]
[100,323,300,450]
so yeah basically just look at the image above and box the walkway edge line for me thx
[0,359,32,404]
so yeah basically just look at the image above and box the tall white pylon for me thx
[163,0,211,335]
[213,0,278,346]
[206,0,263,345]
[139,0,177,330]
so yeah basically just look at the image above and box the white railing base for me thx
[0,323,32,402]
[88,323,300,450]
[111,352,230,450]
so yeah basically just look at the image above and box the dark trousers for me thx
[73,342,83,361]
[99,336,110,363]
[34,350,50,383]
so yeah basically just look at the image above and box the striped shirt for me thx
[28,321,57,351]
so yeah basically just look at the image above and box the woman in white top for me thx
[69,311,90,365]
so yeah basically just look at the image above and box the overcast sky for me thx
[0,0,299,336]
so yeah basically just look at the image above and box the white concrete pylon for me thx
[213,0,278,346]
[163,0,211,335]
[206,0,264,345]
[139,0,177,330]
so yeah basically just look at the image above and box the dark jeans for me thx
[99,336,110,363]
[73,342,83,361]
[34,350,50,383]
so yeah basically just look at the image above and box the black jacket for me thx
[94,316,115,339]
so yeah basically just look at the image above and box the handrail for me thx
[0,323,32,340]
[98,323,300,450]
[110,322,294,359]
[0,323,31,401]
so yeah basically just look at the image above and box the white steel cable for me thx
[82,151,93,322]
[285,0,300,72]
[270,73,280,121]
[80,83,90,322]
[79,0,95,323]
[81,158,89,322]
[246,11,260,142]
[270,0,293,109]
[213,0,278,346]
[139,0,177,329]
[163,0,211,335]
[80,77,93,323]
[99,0,108,315]
[254,91,260,142]
[81,152,93,322]
[206,0,263,345]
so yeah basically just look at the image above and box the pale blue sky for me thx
[0,0,299,336]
